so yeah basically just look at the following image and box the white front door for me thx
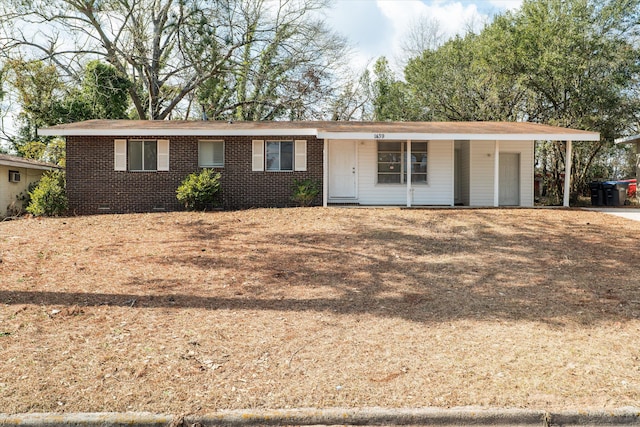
[499,153,520,206]
[329,140,357,200]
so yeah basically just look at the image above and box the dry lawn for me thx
[1,207,640,414]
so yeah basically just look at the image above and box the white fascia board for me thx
[0,160,56,170]
[39,126,601,141]
[38,128,319,137]
[318,132,600,141]
[615,134,640,144]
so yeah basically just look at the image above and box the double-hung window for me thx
[377,141,428,184]
[114,139,170,171]
[128,140,158,171]
[198,140,224,167]
[252,139,306,172]
[266,141,294,171]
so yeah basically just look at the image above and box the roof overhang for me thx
[317,132,601,141]
[38,120,601,142]
[38,127,320,137]
[0,159,58,170]
[615,135,640,144]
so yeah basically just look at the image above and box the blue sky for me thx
[0,0,524,141]
[325,0,523,70]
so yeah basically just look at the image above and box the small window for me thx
[266,141,294,171]
[377,141,428,184]
[198,140,224,167]
[8,170,21,183]
[128,140,157,171]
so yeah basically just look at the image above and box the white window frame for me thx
[252,139,307,172]
[114,139,170,172]
[377,140,428,185]
[266,140,294,172]
[198,140,225,168]
[8,170,21,183]
[128,140,158,172]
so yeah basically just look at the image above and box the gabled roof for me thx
[39,119,601,141]
[0,154,60,171]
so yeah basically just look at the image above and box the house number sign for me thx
[373,133,385,139]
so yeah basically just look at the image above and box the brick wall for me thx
[66,135,324,214]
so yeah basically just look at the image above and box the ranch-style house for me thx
[39,120,600,214]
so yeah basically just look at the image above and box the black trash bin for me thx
[590,181,603,206]
[602,181,627,206]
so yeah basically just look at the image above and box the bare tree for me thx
[399,14,444,62]
[0,0,347,121]
[196,0,349,121]
[328,66,373,121]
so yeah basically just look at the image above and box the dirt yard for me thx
[1,207,639,414]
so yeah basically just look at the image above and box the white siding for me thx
[356,139,454,206]
[469,140,496,206]
[501,140,534,207]
[329,138,533,207]
[469,139,534,207]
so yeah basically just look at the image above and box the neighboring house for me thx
[615,135,640,199]
[615,134,640,198]
[0,154,59,217]
[39,120,599,215]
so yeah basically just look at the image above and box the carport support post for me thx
[493,140,500,207]
[563,140,572,207]
[323,139,328,207]
[406,139,412,207]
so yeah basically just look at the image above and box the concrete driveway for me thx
[583,207,640,222]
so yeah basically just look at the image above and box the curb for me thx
[0,412,173,426]
[186,407,545,426]
[0,407,639,426]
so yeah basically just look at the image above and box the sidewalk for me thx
[583,207,640,222]
[1,407,640,426]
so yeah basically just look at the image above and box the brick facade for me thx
[66,135,324,214]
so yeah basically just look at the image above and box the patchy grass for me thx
[1,208,640,414]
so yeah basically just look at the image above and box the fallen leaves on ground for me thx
[1,208,639,413]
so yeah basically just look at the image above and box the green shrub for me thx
[26,170,67,216]
[176,169,221,211]
[291,178,320,207]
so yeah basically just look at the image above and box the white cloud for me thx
[378,0,483,39]
[327,1,487,71]
[487,0,523,11]
[325,0,393,71]
[327,0,523,73]
[377,0,486,67]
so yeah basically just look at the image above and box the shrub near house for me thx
[291,178,320,207]
[26,170,68,217]
[176,169,221,211]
